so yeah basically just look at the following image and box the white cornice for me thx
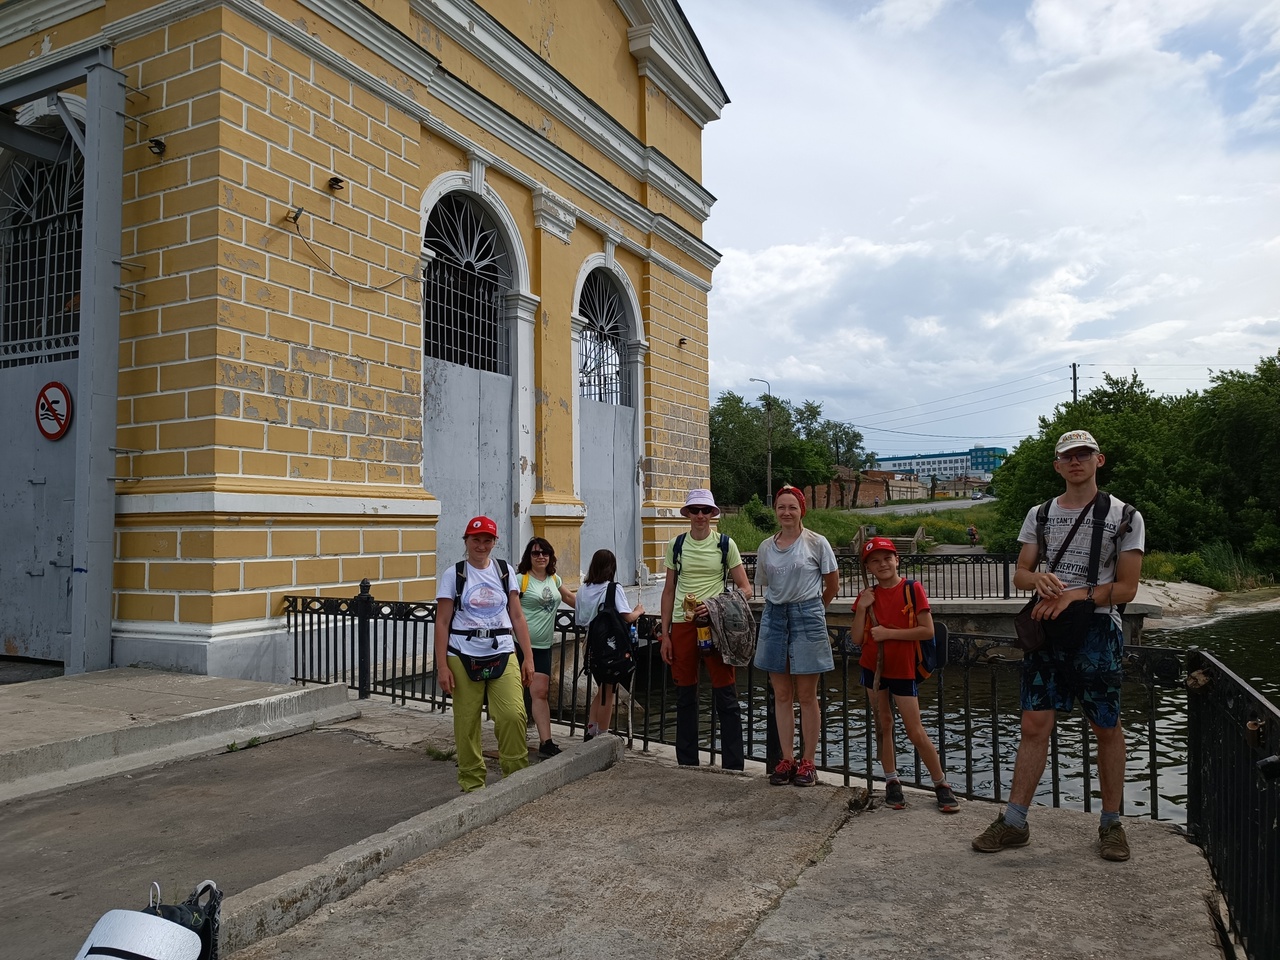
[0,0,720,283]
[115,490,442,517]
[409,0,714,221]
[615,0,727,125]
[0,0,104,46]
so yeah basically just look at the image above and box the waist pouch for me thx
[451,647,510,682]
[1040,599,1097,651]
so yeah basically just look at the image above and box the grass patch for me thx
[424,745,456,762]
[1144,543,1275,592]
[719,502,1002,551]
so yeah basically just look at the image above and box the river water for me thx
[1143,594,1280,703]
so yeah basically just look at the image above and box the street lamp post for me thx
[749,377,773,505]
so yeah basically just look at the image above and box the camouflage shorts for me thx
[1020,614,1124,728]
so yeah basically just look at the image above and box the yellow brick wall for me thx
[2,0,717,627]
[114,513,438,625]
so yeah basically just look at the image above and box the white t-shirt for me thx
[574,582,633,626]
[754,528,838,604]
[436,559,518,656]
[1017,495,1145,621]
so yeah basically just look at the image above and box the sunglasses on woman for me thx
[686,506,715,515]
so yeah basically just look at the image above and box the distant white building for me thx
[872,447,1008,481]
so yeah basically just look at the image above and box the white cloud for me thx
[861,0,953,35]
[681,0,1280,453]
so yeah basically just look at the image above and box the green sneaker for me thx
[972,815,1030,853]
[1099,822,1130,862]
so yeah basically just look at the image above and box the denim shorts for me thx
[1021,614,1124,727]
[754,598,834,675]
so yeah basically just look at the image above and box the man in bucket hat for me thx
[658,489,753,768]
[972,429,1145,861]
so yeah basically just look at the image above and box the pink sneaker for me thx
[769,758,796,785]
[793,759,818,787]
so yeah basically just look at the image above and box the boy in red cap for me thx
[853,536,959,812]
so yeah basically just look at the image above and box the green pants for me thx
[448,655,530,792]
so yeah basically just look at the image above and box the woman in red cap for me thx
[434,516,535,792]
[753,485,839,787]
[853,536,959,813]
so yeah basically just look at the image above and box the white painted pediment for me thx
[615,0,728,127]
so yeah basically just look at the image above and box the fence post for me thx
[1002,556,1012,599]
[765,680,781,774]
[355,578,373,699]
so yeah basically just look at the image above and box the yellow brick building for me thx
[0,0,724,680]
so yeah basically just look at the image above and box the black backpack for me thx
[584,582,636,689]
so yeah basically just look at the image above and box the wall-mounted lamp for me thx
[285,206,305,224]
[328,176,345,191]
[146,138,166,156]
[678,337,689,347]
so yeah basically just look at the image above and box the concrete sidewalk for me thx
[0,667,1227,959]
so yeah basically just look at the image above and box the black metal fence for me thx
[741,552,1029,600]
[1186,649,1280,960]
[286,582,1278,960]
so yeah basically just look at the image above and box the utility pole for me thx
[749,377,773,504]
[1072,362,1078,403]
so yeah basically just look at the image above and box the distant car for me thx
[970,490,983,500]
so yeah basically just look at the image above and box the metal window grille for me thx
[422,193,512,375]
[578,269,631,406]
[0,146,83,368]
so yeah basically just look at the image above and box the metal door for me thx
[579,398,637,584]
[422,357,513,558]
[0,358,76,659]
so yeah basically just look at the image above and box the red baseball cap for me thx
[861,536,897,564]
[463,516,499,538]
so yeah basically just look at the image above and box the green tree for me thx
[709,392,868,505]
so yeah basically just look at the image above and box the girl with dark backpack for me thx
[575,549,644,741]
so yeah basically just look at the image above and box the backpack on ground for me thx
[138,880,223,960]
[584,582,637,689]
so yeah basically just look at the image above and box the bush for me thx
[742,494,777,533]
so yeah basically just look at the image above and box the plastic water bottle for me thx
[629,623,638,648]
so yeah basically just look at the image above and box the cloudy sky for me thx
[678,0,1280,459]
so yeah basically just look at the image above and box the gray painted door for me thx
[579,398,637,585]
[0,358,76,661]
[422,357,513,561]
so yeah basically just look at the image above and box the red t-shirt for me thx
[858,578,930,680]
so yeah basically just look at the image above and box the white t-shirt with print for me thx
[436,560,518,656]
[1017,495,1145,620]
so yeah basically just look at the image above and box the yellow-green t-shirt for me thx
[665,531,742,621]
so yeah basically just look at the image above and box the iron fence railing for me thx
[288,582,1280,956]
[1186,649,1280,960]
[740,552,1030,600]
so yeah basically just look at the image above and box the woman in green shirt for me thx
[517,538,577,757]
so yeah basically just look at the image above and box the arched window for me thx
[0,137,83,368]
[578,268,631,406]
[422,192,513,374]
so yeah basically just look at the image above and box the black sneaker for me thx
[538,740,562,758]
[885,779,906,809]
[934,783,960,813]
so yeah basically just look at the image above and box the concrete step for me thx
[0,668,357,802]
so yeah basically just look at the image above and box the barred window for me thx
[422,193,513,375]
[0,145,83,368]
[578,269,631,406]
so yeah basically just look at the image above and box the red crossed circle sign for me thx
[36,381,73,440]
